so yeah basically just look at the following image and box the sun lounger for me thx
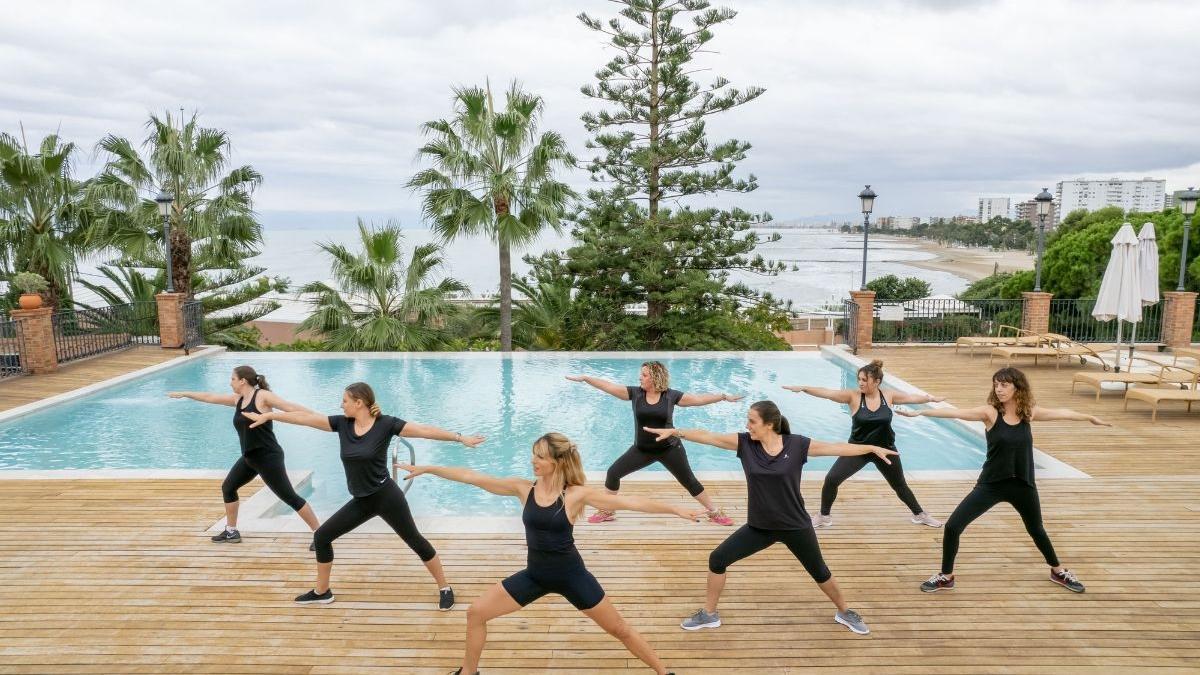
[1072,359,1200,400]
[1123,365,1200,420]
[990,336,1114,370]
[955,325,1044,356]
[1171,346,1200,366]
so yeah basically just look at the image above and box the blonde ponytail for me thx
[534,432,586,487]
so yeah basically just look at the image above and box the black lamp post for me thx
[1177,187,1198,291]
[858,184,876,290]
[1033,187,1053,292]
[155,190,176,293]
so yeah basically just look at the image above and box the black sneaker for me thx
[295,589,334,605]
[448,669,478,675]
[309,541,316,552]
[211,529,241,543]
[1050,569,1085,593]
[439,587,455,611]
[920,572,955,592]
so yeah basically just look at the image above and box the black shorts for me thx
[501,561,605,611]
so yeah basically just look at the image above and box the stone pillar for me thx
[1021,291,1053,335]
[1161,291,1198,348]
[156,292,186,349]
[849,289,876,351]
[9,307,57,374]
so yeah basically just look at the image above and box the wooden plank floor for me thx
[0,347,188,413]
[0,347,1197,673]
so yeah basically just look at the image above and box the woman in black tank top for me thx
[169,365,321,543]
[567,360,743,526]
[399,432,699,675]
[785,359,945,528]
[897,367,1109,595]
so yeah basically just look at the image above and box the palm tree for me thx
[89,111,265,298]
[479,276,579,350]
[408,81,575,351]
[297,220,468,351]
[0,131,94,309]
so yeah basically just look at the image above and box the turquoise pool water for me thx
[0,353,986,516]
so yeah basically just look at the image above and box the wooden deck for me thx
[0,347,1197,672]
[0,346,188,413]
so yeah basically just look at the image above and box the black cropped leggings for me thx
[709,524,831,583]
[820,451,923,516]
[941,478,1059,574]
[604,442,705,497]
[313,478,436,564]
[222,450,307,512]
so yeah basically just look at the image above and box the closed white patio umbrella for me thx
[1091,223,1141,371]
[1128,222,1160,364]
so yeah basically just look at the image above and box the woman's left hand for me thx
[242,411,271,428]
[674,506,706,522]
[872,447,899,464]
[722,393,744,402]
[643,426,676,442]
[1089,416,1112,427]
[459,434,486,448]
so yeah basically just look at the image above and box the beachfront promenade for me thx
[0,347,1197,673]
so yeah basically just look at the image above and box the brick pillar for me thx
[156,292,186,349]
[1161,291,1198,348]
[1021,291,1053,335]
[10,307,57,374]
[849,289,876,351]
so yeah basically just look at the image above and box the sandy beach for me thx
[878,234,1034,282]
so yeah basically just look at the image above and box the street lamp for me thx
[1177,187,1198,291]
[155,190,175,293]
[1033,187,1053,292]
[858,184,876,290]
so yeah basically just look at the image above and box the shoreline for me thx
[876,234,1034,282]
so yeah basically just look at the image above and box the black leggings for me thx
[604,442,705,497]
[222,450,307,512]
[709,524,831,583]
[820,452,922,516]
[313,478,436,564]
[941,478,1059,574]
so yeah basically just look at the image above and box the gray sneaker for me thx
[910,512,943,528]
[813,514,833,528]
[680,608,721,631]
[834,609,870,635]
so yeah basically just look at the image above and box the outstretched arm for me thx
[257,390,317,414]
[782,385,855,405]
[244,410,332,431]
[580,487,703,522]
[565,375,630,400]
[889,391,946,405]
[400,422,485,447]
[643,427,739,451]
[1033,406,1111,426]
[396,463,528,498]
[809,439,898,464]
[895,405,994,423]
[167,391,238,406]
[678,392,744,407]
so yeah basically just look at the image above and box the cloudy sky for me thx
[2,0,1197,226]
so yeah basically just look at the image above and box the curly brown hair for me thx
[641,361,670,392]
[988,367,1035,421]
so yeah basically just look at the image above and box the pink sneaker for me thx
[706,509,734,526]
[587,509,615,524]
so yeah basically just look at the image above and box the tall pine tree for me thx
[554,0,786,349]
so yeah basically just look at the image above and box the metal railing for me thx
[182,299,204,354]
[872,298,1024,344]
[838,299,859,353]
[391,438,417,493]
[1048,298,1164,343]
[52,301,160,365]
[0,318,27,380]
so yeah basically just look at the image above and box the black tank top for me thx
[232,389,283,455]
[848,392,896,449]
[523,484,582,565]
[979,413,1035,486]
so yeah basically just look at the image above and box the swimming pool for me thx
[0,351,994,517]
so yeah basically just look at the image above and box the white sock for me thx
[440,586,451,592]
[226,525,237,533]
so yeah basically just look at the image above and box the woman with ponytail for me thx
[169,365,321,543]
[243,382,486,609]
[398,432,699,675]
[784,358,945,528]
[645,400,896,636]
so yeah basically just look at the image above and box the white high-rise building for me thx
[1055,178,1166,224]
[978,197,1011,223]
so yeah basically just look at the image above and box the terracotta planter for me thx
[18,293,43,310]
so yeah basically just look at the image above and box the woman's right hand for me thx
[167,391,186,399]
[242,411,273,428]
[782,385,807,394]
[872,447,900,464]
[893,407,920,418]
[674,506,706,522]
[394,462,430,480]
[564,375,586,383]
[642,426,677,442]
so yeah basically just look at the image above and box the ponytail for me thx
[345,382,381,417]
[533,432,587,488]
[750,400,791,435]
[232,365,269,390]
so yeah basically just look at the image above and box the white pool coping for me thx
[0,345,1089,534]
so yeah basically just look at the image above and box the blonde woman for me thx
[399,432,698,675]
[567,361,741,526]
[243,382,485,609]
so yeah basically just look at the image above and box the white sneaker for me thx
[813,514,833,528]
[910,512,943,528]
